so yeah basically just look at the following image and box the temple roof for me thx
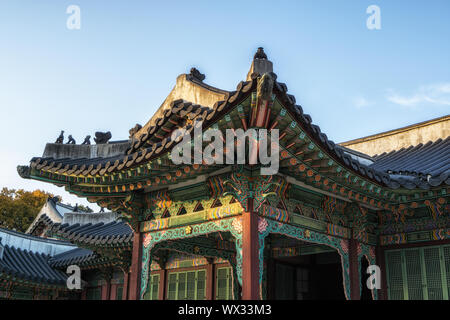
[18,48,450,214]
[49,247,98,268]
[0,244,67,286]
[23,76,448,191]
[134,68,229,137]
[0,227,74,287]
[27,197,89,235]
[51,221,133,248]
[370,137,450,187]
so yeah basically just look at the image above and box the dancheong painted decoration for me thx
[4,48,448,300]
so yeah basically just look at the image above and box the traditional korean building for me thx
[16,48,449,300]
[0,225,77,299]
[0,198,133,300]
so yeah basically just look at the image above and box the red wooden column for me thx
[101,279,111,300]
[205,259,215,300]
[80,287,87,300]
[348,238,361,300]
[128,230,143,300]
[158,269,167,300]
[100,268,113,300]
[376,245,388,300]
[241,198,260,300]
[110,284,117,300]
[122,272,129,300]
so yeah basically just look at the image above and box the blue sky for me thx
[0,1,449,210]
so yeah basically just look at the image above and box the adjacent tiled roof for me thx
[49,248,97,268]
[55,201,84,216]
[27,198,87,236]
[29,101,219,176]
[27,214,53,235]
[51,221,133,247]
[24,74,448,190]
[0,244,67,286]
[370,137,450,187]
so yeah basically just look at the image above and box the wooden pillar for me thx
[241,198,260,300]
[81,289,87,300]
[376,245,388,300]
[110,284,117,300]
[101,279,111,300]
[206,259,215,300]
[128,230,143,300]
[122,271,129,300]
[159,269,167,300]
[349,238,361,300]
[100,268,113,300]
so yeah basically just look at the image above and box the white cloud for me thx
[387,83,450,107]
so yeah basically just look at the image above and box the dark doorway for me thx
[360,257,373,300]
[271,251,345,300]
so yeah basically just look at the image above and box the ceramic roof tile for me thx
[0,245,67,285]
[370,137,450,186]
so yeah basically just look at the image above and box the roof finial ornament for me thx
[246,47,273,81]
[129,124,142,139]
[188,67,205,82]
[81,135,91,145]
[66,135,76,144]
[94,131,112,144]
[257,72,275,101]
[55,131,64,144]
[254,47,267,60]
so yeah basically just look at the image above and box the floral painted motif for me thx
[232,217,243,234]
[143,233,152,248]
[258,218,268,233]
[340,239,349,254]
[224,172,279,212]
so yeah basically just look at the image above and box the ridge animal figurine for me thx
[55,130,64,144]
[94,131,112,144]
[66,135,76,144]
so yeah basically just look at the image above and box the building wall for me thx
[340,115,449,156]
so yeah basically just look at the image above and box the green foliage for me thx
[0,188,56,232]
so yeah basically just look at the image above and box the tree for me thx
[0,188,56,232]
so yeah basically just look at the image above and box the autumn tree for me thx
[0,188,56,232]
